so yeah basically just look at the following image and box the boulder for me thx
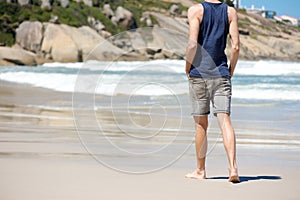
[63,25,104,60]
[0,59,15,66]
[170,4,181,16]
[94,22,105,31]
[111,16,118,26]
[162,49,179,59]
[0,47,36,65]
[87,16,111,38]
[140,12,153,27]
[103,4,114,19]
[88,16,105,33]
[17,0,30,6]
[41,23,124,62]
[141,12,153,27]
[49,14,59,24]
[154,52,165,60]
[41,0,52,11]
[149,26,187,57]
[129,31,147,53]
[87,16,96,27]
[181,10,188,17]
[150,12,188,34]
[41,23,79,62]
[111,35,133,53]
[115,6,137,29]
[142,12,150,18]
[114,28,171,56]
[60,0,69,8]
[16,21,43,53]
[146,18,153,27]
[83,0,92,7]
[76,26,125,61]
[100,30,112,38]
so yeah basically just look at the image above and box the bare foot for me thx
[228,169,240,183]
[185,169,206,179]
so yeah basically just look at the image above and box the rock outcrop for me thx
[0,47,36,65]
[87,16,111,38]
[107,25,187,60]
[1,1,300,66]
[41,23,125,62]
[60,0,69,8]
[170,4,181,16]
[103,4,114,19]
[41,23,79,62]
[9,21,129,64]
[16,21,43,53]
[41,0,52,11]
[114,6,137,29]
[83,0,92,7]
[235,12,300,60]
[7,18,190,65]
[140,12,153,27]
[17,0,30,6]
[49,14,59,24]
[150,12,189,34]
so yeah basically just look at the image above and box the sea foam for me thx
[1,60,300,101]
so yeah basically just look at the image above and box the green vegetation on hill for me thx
[0,1,120,46]
[0,2,50,46]
[0,0,187,47]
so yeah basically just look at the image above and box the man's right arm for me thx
[186,5,202,78]
[228,7,240,78]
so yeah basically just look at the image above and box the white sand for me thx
[0,82,300,200]
[0,155,299,200]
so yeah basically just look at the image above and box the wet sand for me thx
[0,81,300,200]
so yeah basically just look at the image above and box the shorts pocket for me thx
[216,78,232,96]
[189,78,207,100]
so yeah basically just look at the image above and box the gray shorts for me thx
[189,77,232,116]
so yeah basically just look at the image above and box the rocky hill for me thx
[0,0,299,66]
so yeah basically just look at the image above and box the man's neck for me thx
[205,0,221,3]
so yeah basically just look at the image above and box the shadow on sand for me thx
[207,175,282,183]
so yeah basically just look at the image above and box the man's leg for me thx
[185,115,208,179]
[217,113,240,183]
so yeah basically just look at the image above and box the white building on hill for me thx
[246,5,276,19]
[278,15,300,27]
[242,3,299,27]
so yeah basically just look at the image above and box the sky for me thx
[239,0,300,19]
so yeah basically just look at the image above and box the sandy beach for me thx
[1,0,300,198]
[0,80,300,200]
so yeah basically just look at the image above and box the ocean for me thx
[0,60,300,101]
[0,60,299,172]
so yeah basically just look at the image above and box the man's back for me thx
[200,2,229,68]
[186,0,240,78]
[189,1,229,78]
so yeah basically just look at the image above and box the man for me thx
[185,0,240,183]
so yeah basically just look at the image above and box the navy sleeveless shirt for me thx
[189,2,230,78]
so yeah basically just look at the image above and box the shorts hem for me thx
[191,112,210,116]
[213,111,231,117]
